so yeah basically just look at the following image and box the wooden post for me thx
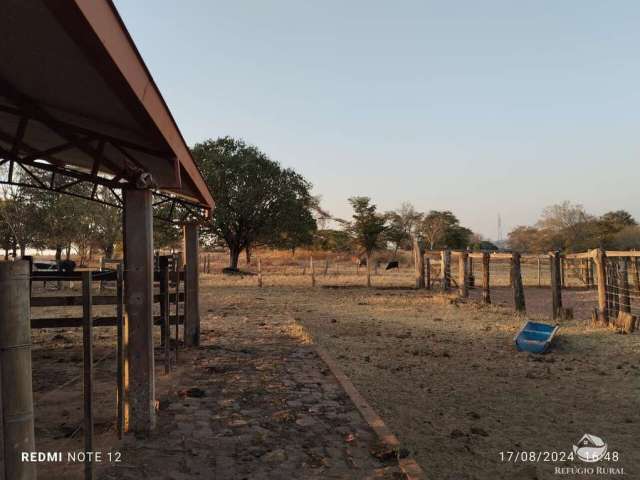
[468,253,474,288]
[413,236,425,289]
[511,252,525,313]
[537,257,542,287]
[310,256,316,287]
[634,257,640,296]
[0,261,36,480]
[257,258,263,287]
[550,251,562,319]
[173,265,180,365]
[482,252,491,304]
[425,258,431,290]
[82,271,94,480]
[123,188,156,434]
[610,261,620,318]
[324,258,329,276]
[560,257,565,289]
[594,248,608,324]
[183,223,200,347]
[441,249,451,291]
[620,258,630,314]
[366,252,371,287]
[160,258,171,374]
[458,251,469,298]
[116,264,124,439]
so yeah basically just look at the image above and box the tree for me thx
[348,196,386,287]
[191,137,315,270]
[536,201,593,251]
[600,210,636,230]
[313,229,352,252]
[507,226,544,253]
[384,202,423,255]
[418,210,472,250]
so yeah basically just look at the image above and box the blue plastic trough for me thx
[514,321,560,354]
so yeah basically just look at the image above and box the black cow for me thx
[59,260,76,273]
[386,261,399,270]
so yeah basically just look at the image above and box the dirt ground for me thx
[198,271,639,479]
[28,263,639,479]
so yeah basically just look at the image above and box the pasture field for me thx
[199,263,639,479]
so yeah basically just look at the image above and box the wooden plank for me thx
[30,292,184,307]
[605,250,640,258]
[31,314,185,329]
[81,271,94,480]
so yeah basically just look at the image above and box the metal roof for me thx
[0,0,213,210]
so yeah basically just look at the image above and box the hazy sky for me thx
[115,0,639,240]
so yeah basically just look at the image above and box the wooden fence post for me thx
[482,252,491,304]
[560,258,566,289]
[594,248,608,324]
[425,258,431,290]
[173,266,180,365]
[160,260,170,374]
[511,252,525,313]
[620,257,630,314]
[82,271,94,480]
[441,249,451,291]
[537,257,542,287]
[634,257,640,295]
[458,251,468,298]
[116,264,124,439]
[310,256,316,287]
[468,252,475,288]
[550,251,562,319]
[413,236,425,289]
[0,261,36,480]
[257,258,263,288]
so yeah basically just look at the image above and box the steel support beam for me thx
[183,223,200,346]
[123,188,156,434]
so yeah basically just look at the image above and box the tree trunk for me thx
[55,246,62,263]
[19,243,26,258]
[65,244,71,260]
[4,247,8,260]
[229,244,241,270]
[366,251,371,288]
[245,245,252,265]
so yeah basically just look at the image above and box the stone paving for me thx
[101,310,407,479]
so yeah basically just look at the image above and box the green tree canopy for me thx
[191,137,316,270]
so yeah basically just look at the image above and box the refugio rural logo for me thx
[573,434,608,463]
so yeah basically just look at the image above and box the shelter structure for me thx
[0,2,213,472]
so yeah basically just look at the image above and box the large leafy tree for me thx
[384,202,423,255]
[348,196,386,287]
[418,210,472,250]
[191,137,316,270]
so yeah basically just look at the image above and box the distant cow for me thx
[386,261,399,270]
[58,260,76,273]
